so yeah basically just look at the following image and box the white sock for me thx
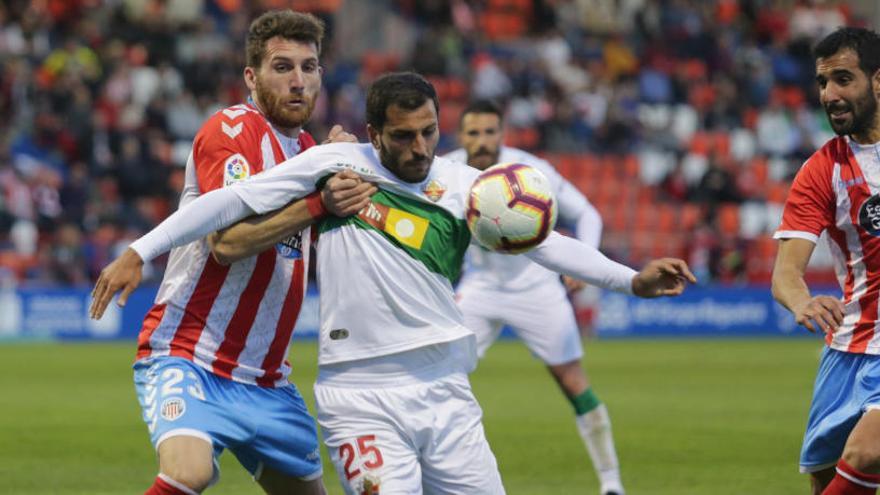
[576,404,624,494]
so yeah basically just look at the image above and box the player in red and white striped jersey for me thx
[121,11,373,495]
[773,27,880,495]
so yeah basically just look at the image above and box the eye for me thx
[302,62,318,73]
[274,63,291,72]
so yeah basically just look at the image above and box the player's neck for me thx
[851,129,880,145]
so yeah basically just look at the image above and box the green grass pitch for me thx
[0,338,822,494]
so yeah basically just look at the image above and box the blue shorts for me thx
[800,347,880,473]
[133,357,322,482]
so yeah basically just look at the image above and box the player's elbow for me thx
[208,236,243,266]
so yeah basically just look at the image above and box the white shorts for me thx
[314,372,505,495]
[456,280,583,365]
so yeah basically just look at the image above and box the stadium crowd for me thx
[0,0,866,286]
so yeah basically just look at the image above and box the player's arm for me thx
[555,176,602,291]
[771,238,844,333]
[89,148,343,319]
[524,231,695,297]
[208,170,375,265]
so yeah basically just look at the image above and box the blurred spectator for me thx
[0,0,868,285]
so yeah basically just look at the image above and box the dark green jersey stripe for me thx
[319,189,471,282]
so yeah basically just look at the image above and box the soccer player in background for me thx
[772,27,880,495]
[121,11,373,495]
[91,72,696,494]
[445,99,624,495]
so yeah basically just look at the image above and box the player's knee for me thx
[842,442,880,473]
[159,465,214,493]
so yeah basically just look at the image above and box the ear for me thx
[244,66,257,92]
[367,124,380,149]
[873,69,880,95]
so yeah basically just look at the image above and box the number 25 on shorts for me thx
[339,435,384,480]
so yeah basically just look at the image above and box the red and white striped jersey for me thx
[775,136,880,355]
[136,103,316,386]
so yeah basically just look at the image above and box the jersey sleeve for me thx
[774,155,836,243]
[229,143,355,215]
[191,111,264,194]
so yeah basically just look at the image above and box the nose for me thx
[412,134,428,158]
[822,82,842,106]
[289,67,305,92]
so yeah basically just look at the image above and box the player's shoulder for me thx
[432,153,481,183]
[441,148,468,164]
[499,146,555,173]
[196,104,269,150]
[802,136,849,173]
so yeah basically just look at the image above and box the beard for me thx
[826,86,878,137]
[254,77,316,130]
[378,140,432,183]
[467,147,499,170]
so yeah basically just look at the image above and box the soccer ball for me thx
[466,163,558,254]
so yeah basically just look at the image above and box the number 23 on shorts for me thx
[339,435,385,480]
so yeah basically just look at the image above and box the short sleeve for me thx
[191,112,263,193]
[775,156,836,243]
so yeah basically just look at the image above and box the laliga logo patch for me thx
[422,179,446,202]
[160,397,186,421]
[224,154,250,186]
[859,195,880,236]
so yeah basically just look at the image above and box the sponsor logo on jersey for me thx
[859,194,880,236]
[160,397,186,421]
[276,232,303,259]
[358,202,430,249]
[224,154,250,186]
[422,179,446,202]
[329,328,349,340]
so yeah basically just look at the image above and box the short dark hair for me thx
[460,99,504,127]
[246,10,324,68]
[366,72,440,130]
[813,27,880,77]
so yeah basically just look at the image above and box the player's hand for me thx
[631,258,697,298]
[89,247,144,319]
[321,169,376,217]
[322,124,358,144]
[792,296,844,333]
[562,275,587,293]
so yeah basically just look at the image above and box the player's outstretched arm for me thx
[630,258,697,298]
[89,248,143,319]
[525,232,695,296]
[209,170,375,265]
[772,238,844,333]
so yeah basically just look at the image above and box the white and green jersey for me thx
[131,142,636,369]
[232,142,482,365]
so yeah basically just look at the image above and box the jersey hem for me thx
[317,326,473,366]
[135,354,289,388]
[827,342,880,356]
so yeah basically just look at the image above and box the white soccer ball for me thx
[466,163,558,254]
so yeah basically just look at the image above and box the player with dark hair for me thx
[92,71,695,494]
[772,26,880,495]
[123,10,373,495]
[445,99,623,495]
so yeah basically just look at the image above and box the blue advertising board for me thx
[0,285,838,341]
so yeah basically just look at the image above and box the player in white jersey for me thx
[445,99,624,495]
[90,72,696,495]
[115,11,374,495]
